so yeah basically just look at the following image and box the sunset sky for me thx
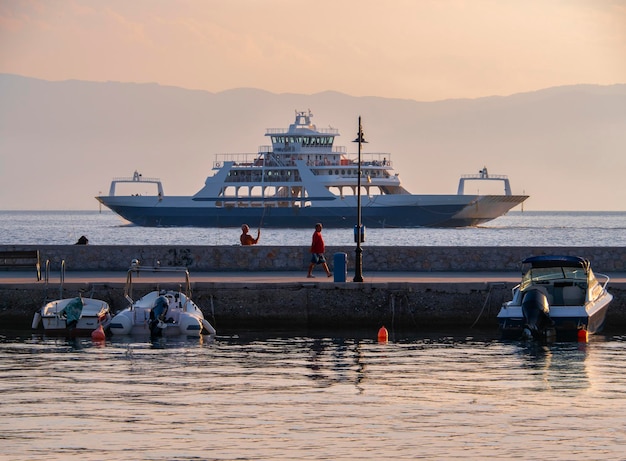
[1,0,625,101]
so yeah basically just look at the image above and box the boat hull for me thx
[97,194,527,228]
[108,309,206,337]
[109,289,213,338]
[497,297,612,340]
[33,298,112,336]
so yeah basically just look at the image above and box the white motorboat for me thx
[32,261,112,336]
[497,255,613,340]
[33,296,112,336]
[96,110,528,228]
[109,261,216,337]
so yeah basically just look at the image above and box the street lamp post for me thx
[353,116,367,283]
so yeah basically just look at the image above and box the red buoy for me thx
[91,325,106,341]
[577,329,588,342]
[377,326,388,343]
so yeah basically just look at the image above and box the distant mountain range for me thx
[1,73,625,211]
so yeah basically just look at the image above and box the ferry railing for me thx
[110,175,161,182]
[214,151,393,169]
[214,153,259,167]
[266,127,339,135]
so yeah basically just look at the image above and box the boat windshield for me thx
[521,266,587,289]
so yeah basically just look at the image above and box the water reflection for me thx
[513,340,590,391]
[2,329,626,460]
[307,338,366,391]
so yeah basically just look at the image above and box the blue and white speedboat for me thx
[96,110,527,228]
[497,255,613,340]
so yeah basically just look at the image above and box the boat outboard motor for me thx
[149,295,169,337]
[521,289,554,340]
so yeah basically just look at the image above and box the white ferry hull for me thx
[98,194,526,228]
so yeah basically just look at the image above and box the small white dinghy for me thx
[32,261,112,337]
[33,296,112,336]
[109,260,216,338]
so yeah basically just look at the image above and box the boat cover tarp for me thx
[60,298,83,323]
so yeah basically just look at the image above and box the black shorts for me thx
[311,253,326,265]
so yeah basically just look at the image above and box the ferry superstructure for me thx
[96,111,527,228]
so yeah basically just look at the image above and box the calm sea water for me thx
[1,210,626,246]
[2,329,626,460]
[2,211,625,459]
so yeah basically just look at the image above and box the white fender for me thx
[202,319,216,335]
[109,312,133,335]
[178,315,202,337]
[32,311,41,329]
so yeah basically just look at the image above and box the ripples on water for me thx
[1,210,626,246]
[2,330,626,460]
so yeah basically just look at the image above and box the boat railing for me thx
[214,153,259,167]
[111,175,161,183]
[596,273,611,291]
[339,152,392,167]
[457,168,512,195]
[266,127,339,135]
[56,260,65,301]
[124,263,192,306]
[44,259,51,284]
[260,145,346,154]
[108,171,164,196]
[214,151,393,169]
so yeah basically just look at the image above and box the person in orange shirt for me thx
[240,224,260,245]
[307,223,331,278]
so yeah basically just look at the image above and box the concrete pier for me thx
[2,265,625,332]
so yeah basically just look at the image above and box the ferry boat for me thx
[96,111,528,228]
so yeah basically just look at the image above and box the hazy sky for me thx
[1,0,625,101]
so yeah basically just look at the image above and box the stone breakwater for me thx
[1,245,625,272]
[0,278,521,331]
[1,246,625,331]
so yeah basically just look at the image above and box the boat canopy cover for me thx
[522,255,590,270]
[60,297,84,323]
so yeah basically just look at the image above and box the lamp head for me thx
[352,133,368,143]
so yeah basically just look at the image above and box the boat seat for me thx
[525,286,553,305]
[562,285,585,305]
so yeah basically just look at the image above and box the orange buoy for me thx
[377,326,388,343]
[577,329,588,342]
[91,325,106,341]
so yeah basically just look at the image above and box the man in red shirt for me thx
[307,223,332,278]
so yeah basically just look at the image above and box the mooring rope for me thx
[470,285,493,329]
